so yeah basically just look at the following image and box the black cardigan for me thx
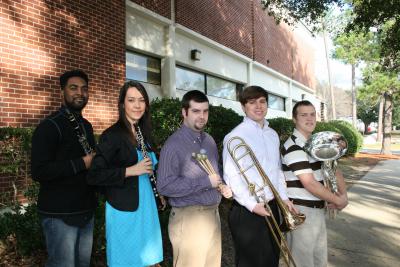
[87,123,142,211]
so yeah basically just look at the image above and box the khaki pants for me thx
[168,205,221,267]
[286,205,327,267]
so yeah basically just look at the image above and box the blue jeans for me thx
[41,216,94,267]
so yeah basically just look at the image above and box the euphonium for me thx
[304,131,347,218]
[227,136,305,267]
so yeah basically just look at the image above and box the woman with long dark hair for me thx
[88,81,163,267]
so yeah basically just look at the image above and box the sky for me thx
[314,35,363,90]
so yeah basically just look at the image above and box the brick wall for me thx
[0,0,126,131]
[176,0,253,59]
[254,8,293,78]
[130,0,171,19]
[175,0,315,88]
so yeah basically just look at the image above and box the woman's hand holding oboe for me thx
[125,157,153,177]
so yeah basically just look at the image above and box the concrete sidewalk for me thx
[327,159,400,266]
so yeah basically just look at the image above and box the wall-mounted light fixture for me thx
[191,49,201,61]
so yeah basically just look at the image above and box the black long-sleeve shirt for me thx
[31,106,97,219]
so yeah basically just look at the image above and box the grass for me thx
[362,143,400,150]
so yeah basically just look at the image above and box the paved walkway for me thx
[327,159,400,267]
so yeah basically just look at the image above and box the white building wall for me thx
[175,30,248,84]
[125,1,321,120]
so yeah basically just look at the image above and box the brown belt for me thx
[290,198,325,209]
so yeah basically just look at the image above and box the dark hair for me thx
[181,90,209,113]
[117,80,152,146]
[59,70,89,90]
[239,86,269,105]
[292,100,315,118]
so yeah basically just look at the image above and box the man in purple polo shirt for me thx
[157,90,231,267]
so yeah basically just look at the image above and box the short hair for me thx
[239,86,269,105]
[59,69,89,90]
[292,100,315,118]
[181,90,209,112]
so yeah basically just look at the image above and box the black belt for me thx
[290,198,325,209]
[287,180,324,188]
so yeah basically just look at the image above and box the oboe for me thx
[135,124,165,210]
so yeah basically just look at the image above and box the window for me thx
[176,67,205,92]
[176,66,242,101]
[268,94,285,111]
[126,51,161,85]
[206,76,238,101]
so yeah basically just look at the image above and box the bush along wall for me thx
[330,120,363,155]
[0,127,34,205]
[268,117,295,144]
[0,127,44,258]
[268,118,363,156]
[150,98,243,154]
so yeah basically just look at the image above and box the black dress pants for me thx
[229,199,281,267]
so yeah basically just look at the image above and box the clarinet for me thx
[135,124,164,210]
[64,108,94,155]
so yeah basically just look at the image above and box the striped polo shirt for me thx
[281,128,323,201]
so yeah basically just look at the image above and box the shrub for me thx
[0,202,44,256]
[268,117,294,144]
[267,118,363,156]
[0,127,33,206]
[330,120,363,155]
[314,121,343,134]
[313,121,362,155]
[206,105,243,153]
[150,98,182,151]
[150,98,243,154]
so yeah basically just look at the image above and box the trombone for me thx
[227,136,305,267]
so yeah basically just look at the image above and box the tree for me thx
[260,0,343,26]
[357,99,378,133]
[359,67,400,154]
[346,0,400,71]
[261,0,400,71]
[393,95,400,129]
[262,0,400,154]
[332,31,376,128]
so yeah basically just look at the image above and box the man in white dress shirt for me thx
[222,85,297,267]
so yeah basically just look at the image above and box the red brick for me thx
[0,0,125,131]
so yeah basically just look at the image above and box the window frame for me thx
[126,50,161,85]
[176,65,243,101]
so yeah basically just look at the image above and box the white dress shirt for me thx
[223,117,288,212]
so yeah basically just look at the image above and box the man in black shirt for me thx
[31,70,96,267]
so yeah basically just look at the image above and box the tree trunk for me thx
[381,92,392,155]
[351,64,357,128]
[377,94,384,142]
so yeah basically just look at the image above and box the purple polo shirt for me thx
[157,125,221,207]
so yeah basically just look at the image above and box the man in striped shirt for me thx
[281,100,348,267]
